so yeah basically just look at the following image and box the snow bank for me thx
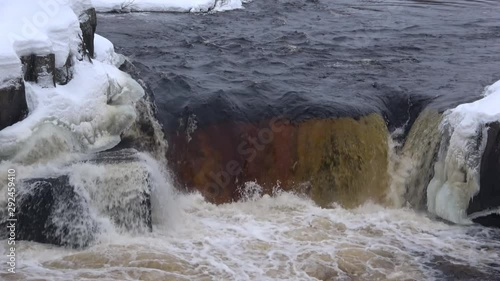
[0,49,21,86]
[94,34,125,67]
[91,0,249,13]
[0,1,85,72]
[427,80,500,224]
[0,59,143,162]
[0,0,144,163]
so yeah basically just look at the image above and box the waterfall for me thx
[0,123,175,248]
[387,109,443,209]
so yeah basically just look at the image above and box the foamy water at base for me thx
[1,192,500,281]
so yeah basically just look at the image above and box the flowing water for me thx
[2,180,500,280]
[98,0,500,131]
[2,0,500,280]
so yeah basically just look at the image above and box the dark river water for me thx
[98,0,500,132]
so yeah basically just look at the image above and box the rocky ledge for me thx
[0,79,27,131]
[0,149,153,248]
[468,122,500,227]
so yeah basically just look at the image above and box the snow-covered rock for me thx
[0,0,145,163]
[0,0,82,69]
[94,34,125,66]
[0,0,155,248]
[427,80,500,225]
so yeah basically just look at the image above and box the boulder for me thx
[21,54,56,88]
[0,149,153,248]
[0,79,27,130]
[116,61,168,161]
[55,55,74,85]
[467,122,500,227]
[168,113,390,207]
[79,8,97,58]
[10,176,98,248]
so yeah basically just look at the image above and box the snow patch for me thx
[94,34,125,67]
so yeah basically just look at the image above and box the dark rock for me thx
[79,8,97,58]
[0,79,28,130]
[89,148,143,164]
[21,54,56,88]
[472,214,500,228]
[117,61,167,159]
[6,176,97,248]
[377,88,432,139]
[468,122,500,227]
[0,149,153,248]
[55,55,74,85]
[428,255,496,281]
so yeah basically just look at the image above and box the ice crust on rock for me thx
[427,80,500,224]
[0,0,144,163]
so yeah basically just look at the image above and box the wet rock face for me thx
[116,61,167,161]
[13,176,98,248]
[21,54,56,88]
[0,79,28,130]
[55,55,74,85]
[79,8,97,58]
[0,149,153,248]
[468,122,500,227]
[168,113,389,207]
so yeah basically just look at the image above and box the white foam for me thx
[4,186,500,280]
[427,79,500,224]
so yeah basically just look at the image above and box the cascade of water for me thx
[385,109,443,209]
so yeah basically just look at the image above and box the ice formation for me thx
[0,0,144,163]
[427,80,500,224]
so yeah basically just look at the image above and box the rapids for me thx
[2,186,500,280]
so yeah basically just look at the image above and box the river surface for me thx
[2,1,500,280]
[98,0,500,131]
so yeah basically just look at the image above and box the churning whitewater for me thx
[3,177,500,281]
